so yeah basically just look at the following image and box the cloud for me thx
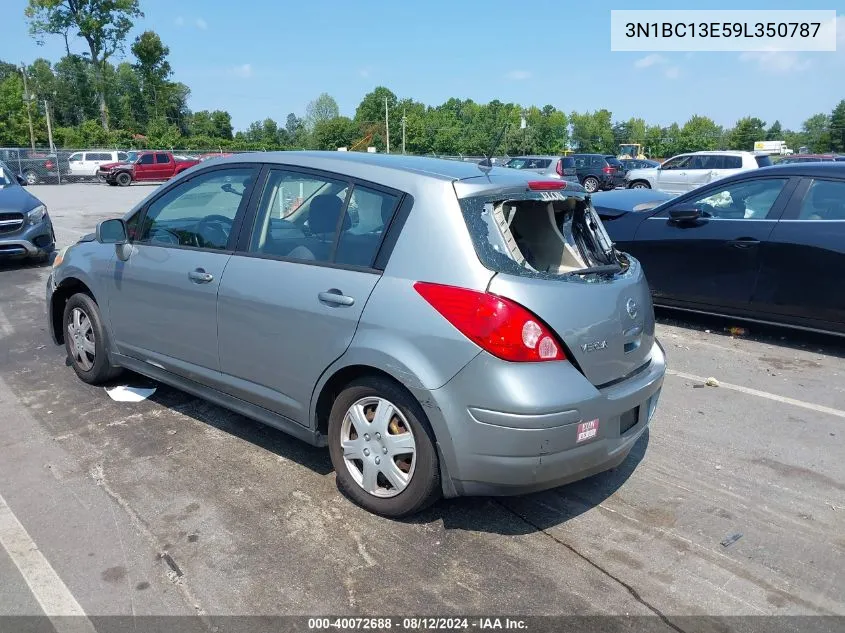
[229,64,252,79]
[738,51,811,74]
[174,16,184,26]
[634,54,666,69]
[195,17,208,30]
[663,66,681,79]
[358,68,371,78]
[504,70,531,80]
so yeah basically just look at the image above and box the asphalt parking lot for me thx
[0,184,843,627]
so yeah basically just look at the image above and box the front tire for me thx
[582,176,599,193]
[328,377,441,517]
[116,172,132,187]
[630,181,651,189]
[63,293,122,385]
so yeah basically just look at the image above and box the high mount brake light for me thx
[527,180,567,191]
[413,282,565,362]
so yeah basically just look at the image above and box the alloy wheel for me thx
[340,397,416,498]
[67,307,96,371]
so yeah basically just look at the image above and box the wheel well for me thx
[314,365,408,437]
[51,279,94,343]
[629,179,651,188]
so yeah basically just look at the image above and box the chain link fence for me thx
[0,147,516,185]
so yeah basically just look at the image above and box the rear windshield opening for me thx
[462,193,623,278]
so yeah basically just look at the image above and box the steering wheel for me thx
[196,214,233,248]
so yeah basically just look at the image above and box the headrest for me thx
[308,195,349,234]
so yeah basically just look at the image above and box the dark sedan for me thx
[0,160,55,263]
[594,163,845,335]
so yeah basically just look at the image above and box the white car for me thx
[625,151,772,194]
[67,150,132,179]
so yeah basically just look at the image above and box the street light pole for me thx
[44,100,55,153]
[401,108,406,154]
[384,97,390,154]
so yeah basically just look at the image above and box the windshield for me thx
[0,161,15,187]
[127,151,138,162]
[459,190,621,280]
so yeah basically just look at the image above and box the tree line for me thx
[2,0,844,157]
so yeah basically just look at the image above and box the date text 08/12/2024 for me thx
[307,617,528,630]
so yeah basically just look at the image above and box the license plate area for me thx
[620,406,640,435]
[576,419,599,443]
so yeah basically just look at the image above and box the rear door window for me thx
[797,179,845,220]
[335,185,399,268]
[155,153,172,164]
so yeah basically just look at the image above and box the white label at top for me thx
[611,10,837,52]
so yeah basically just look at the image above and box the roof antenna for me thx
[478,123,510,172]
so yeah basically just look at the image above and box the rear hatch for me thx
[455,175,655,387]
[557,157,578,180]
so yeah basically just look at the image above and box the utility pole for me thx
[44,100,55,153]
[401,108,406,154]
[20,63,36,151]
[384,97,390,154]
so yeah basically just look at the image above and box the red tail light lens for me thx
[602,165,615,174]
[413,282,565,362]
[527,180,567,191]
[555,160,563,176]
[45,160,54,169]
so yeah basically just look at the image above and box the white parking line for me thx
[666,369,845,419]
[0,492,97,632]
[0,305,13,337]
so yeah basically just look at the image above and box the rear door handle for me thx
[727,238,761,249]
[318,290,355,306]
[188,268,214,283]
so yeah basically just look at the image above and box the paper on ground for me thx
[105,385,156,402]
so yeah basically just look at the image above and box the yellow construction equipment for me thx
[618,144,646,159]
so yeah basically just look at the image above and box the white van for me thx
[67,150,131,179]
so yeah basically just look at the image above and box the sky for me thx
[1,0,843,133]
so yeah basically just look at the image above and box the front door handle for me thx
[727,237,761,249]
[188,268,214,284]
[318,289,355,306]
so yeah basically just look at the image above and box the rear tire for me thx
[328,376,441,518]
[630,181,651,189]
[116,172,131,187]
[582,176,599,193]
[63,293,123,385]
[23,170,38,185]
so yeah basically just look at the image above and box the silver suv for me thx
[47,152,664,517]
[626,151,772,194]
[502,155,579,183]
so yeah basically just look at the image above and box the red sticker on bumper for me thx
[576,419,599,443]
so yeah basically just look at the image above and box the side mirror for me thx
[15,174,27,186]
[96,218,127,244]
[669,206,701,222]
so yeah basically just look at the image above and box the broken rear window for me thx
[459,191,624,280]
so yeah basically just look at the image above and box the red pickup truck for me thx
[99,151,200,186]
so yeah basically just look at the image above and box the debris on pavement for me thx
[705,329,712,334]
[715,464,722,470]
[105,385,157,402]
[720,532,743,547]
[727,326,748,336]
[705,377,720,387]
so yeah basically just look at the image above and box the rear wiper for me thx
[565,263,621,277]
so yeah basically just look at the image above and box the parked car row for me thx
[96,151,200,186]
[502,153,626,192]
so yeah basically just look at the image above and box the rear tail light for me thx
[527,180,567,191]
[413,282,565,362]
[44,160,54,169]
[602,166,615,174]
[555,160,563,176]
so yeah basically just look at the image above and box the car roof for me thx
[688,150,752,156]
[507,155,561,160]
[207,150,504,182]
[696,162,845,185]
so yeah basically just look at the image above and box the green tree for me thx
[313,116,358,150]
[677,115,722,153]
[766,120,783,141]
[728,117,766,150]
[802,113,831,153]
[829,100,845,153]
[52,54,97,126]
[0,74,32,146]
[570,109,614,153]
[26,0,144,130]
[305,92,339,130]
[131,30,171,121]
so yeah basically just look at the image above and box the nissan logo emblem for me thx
[626,298,638,320]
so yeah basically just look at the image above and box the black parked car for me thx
[571,154,625,192]
[0,160,55,263]
[593,163,845,335]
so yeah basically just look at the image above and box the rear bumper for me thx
[0,218,55,260]
[414,341,665,497]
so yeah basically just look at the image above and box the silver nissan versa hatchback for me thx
[47,152,665,517]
